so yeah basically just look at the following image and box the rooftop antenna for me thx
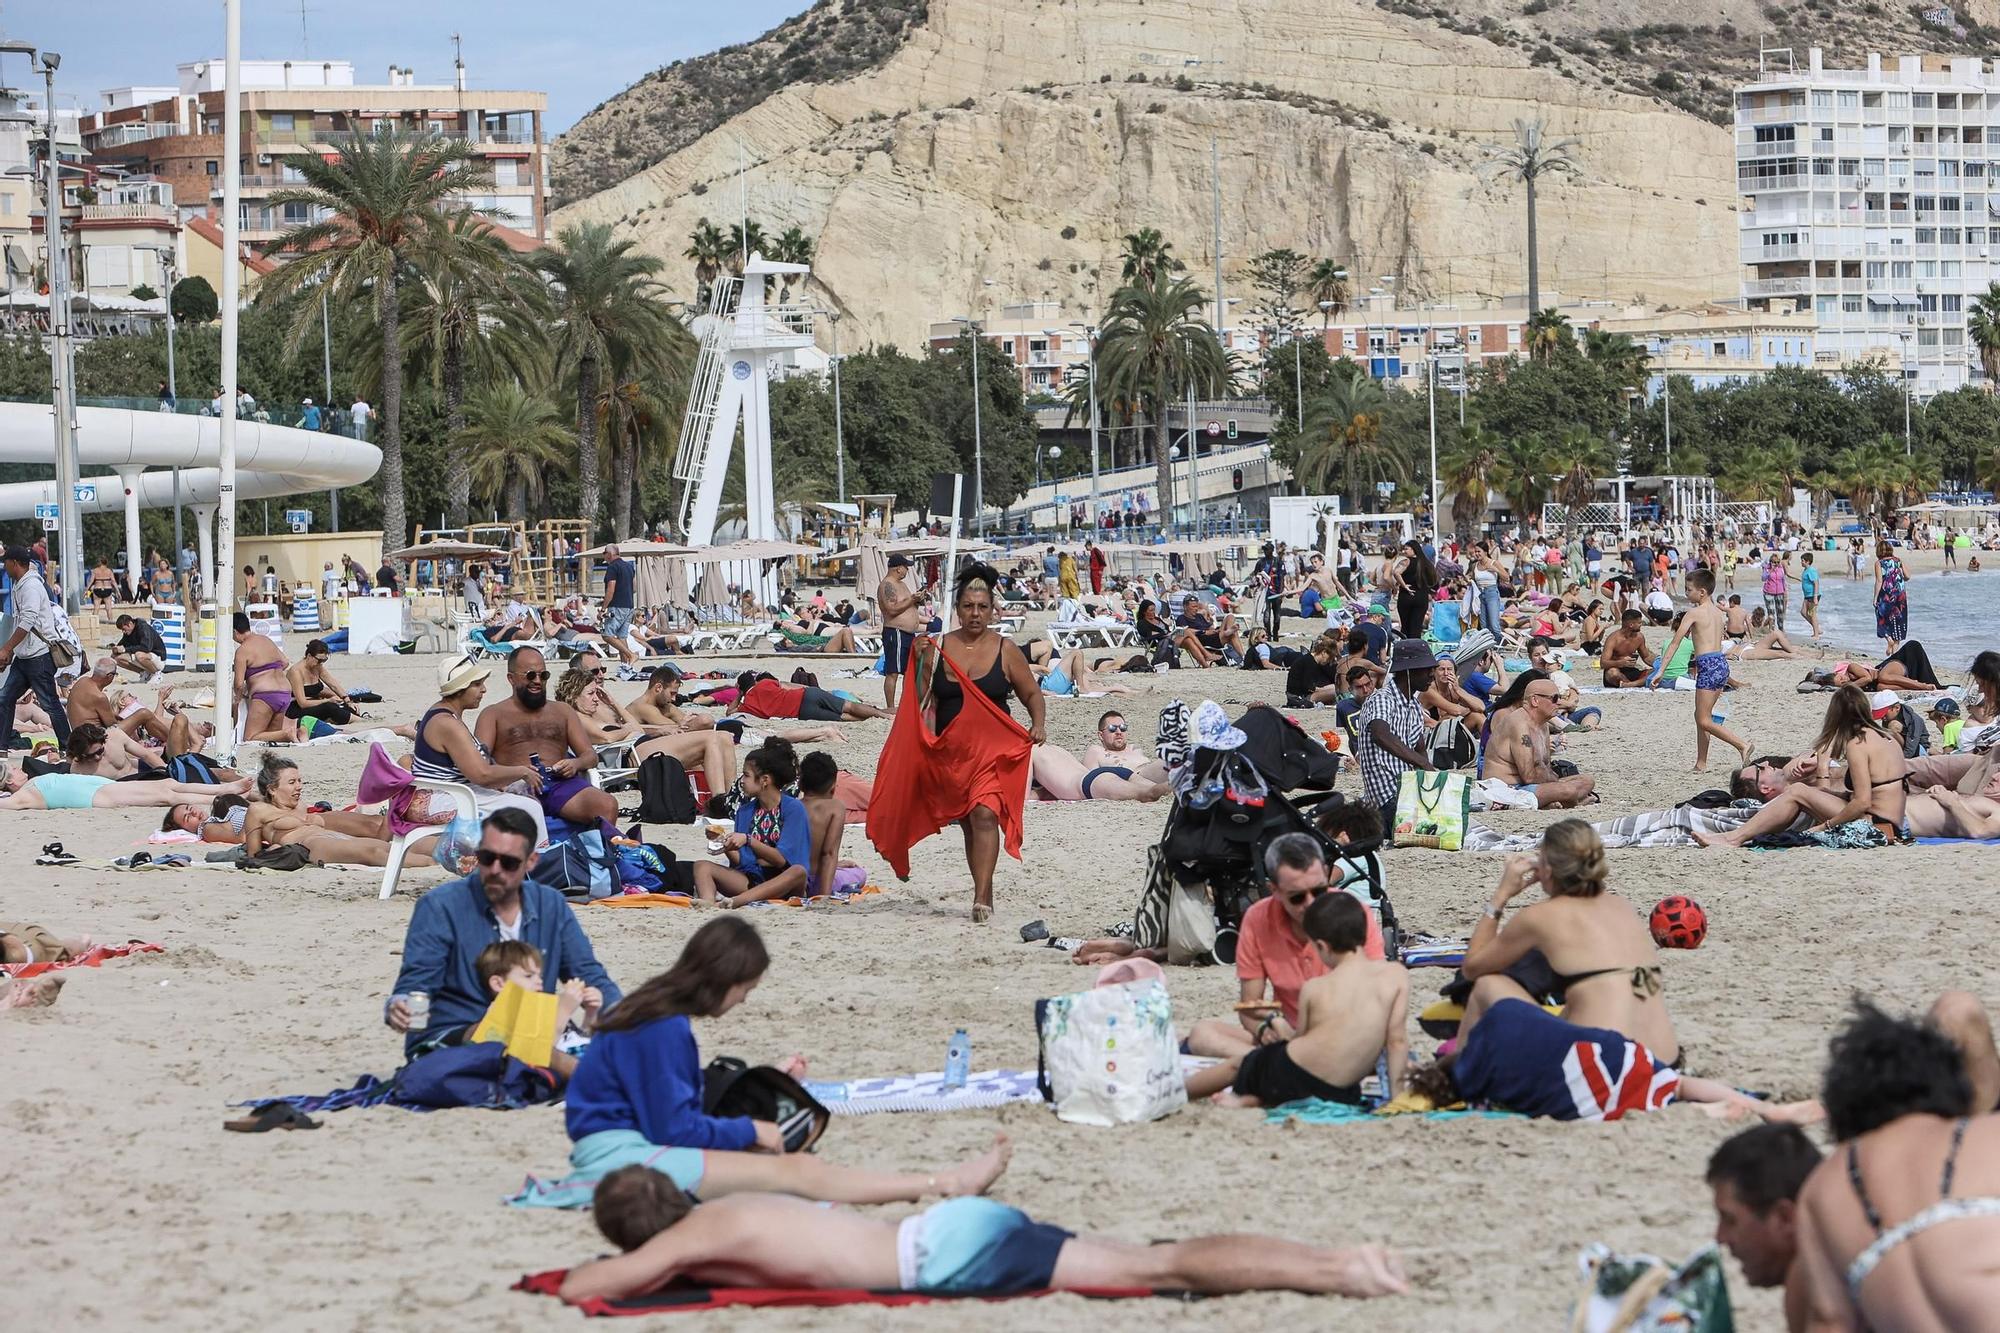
[298,0,312,57]
[451,31,464,94]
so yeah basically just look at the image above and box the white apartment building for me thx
[1737,46,2000,395]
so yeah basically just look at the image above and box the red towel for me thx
[866,645,1032,878]
[1,941,162,979]
[512,1268,1153,1314]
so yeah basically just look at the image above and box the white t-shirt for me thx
[351,400,372,426]
[495,911,524,942]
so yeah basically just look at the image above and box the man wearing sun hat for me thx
[1356,639,1438,829]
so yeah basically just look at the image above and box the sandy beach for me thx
[5,576,1993,1331]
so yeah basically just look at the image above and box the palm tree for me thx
[1439,423,1503,540]
[1969,281,2000,388]
[525,222,683,539]
[1498,434,1551,526]
[1828,437,1906,526]
[1547,426,1612,531]
[461,381,573,519]
[684,219,726,306]
[1481,118,1581,316]
[1305,258,1350,328]
[595,353,687,540]
[400,209,520,528]
[1296,363,1405,509]
[1582,328,1649,395]
[1525,309,1573,362]
[255,125,488,554]
[1118,227,1184,284]
[770,225,814,303]
[724,220,768,276]
[1720,446,1794,512]
[1093,268,1229,518]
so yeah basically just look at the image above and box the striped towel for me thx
[805,1068,1042,1116]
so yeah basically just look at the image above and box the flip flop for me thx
[223,1103,321,1133]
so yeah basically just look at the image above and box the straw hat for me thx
[437,654,491,697]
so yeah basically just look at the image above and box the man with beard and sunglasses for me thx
[386,808,621,1054]
[476,647,621,834]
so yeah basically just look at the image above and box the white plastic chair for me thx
[380,777,478,900]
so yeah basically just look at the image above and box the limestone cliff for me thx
[548,0,1977,351]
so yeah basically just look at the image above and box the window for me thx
[1843,295,1863,313]
[1839,90,1860,110]
[1888,91,1911,110]
[1944,294,1964,312]
[491,159,519,187]
[269,112,294,132]
[0,195,10,217]
[1713,341,1727,357]
[205,160,218,176]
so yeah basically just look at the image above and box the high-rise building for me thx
[1736,46,2000,395]
[79,58,547,251]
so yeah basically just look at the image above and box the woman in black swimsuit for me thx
[1458,819,1681,1065]
[911,563,1046,923]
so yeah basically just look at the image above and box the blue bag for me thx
[392,1041,561,1109]
[528,828,619,899]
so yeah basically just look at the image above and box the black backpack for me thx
[636,752,699,825]
[702,1057,830,1151]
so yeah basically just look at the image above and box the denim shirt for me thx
[388,873,622,1053]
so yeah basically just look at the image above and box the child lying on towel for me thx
[1406,998,1818,1123]
[1184,893,1407,1108]
[555,1161,1408,1306]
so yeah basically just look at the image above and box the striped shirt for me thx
[1355,678,1430,807]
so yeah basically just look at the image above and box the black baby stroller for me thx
[1131,726,1397,966]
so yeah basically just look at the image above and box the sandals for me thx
[223,1103,321,1133]
[36,842,78,867]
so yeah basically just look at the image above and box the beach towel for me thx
[589,884,884,910]
[804,1068,1046,1116]
[1263,1098,1520,1125]
[237,1042,562,1116]
[0,940,161,979]
[1571,1243,1734,1332]
[1461,804,1759,852]
[509,1129,694,1210]
[512,1268,1154,1315]
[867,648,1032,879]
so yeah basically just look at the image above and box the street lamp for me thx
[1898,330,1914,455]
[1650,337,1673,467]
[828,311,846,502]
[1036,442,1063,486]
[947,315,985,533]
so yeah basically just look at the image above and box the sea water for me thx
[1788,564,1999,672]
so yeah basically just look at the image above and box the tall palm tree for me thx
[1093,268,1229,518]
[256,125,488,553]
[770,225,814,303]
[1498,434,1551,526]
[1547,426,1611,530]
[1439,423,1503,540]
[1720,445,1793,511]
[594,353,688,540]
[1305,258,1350,328]
[461,381,573,519]
[1968,281,2000,388]
[525,222,682,539]
[1525,309,1574,362]
[1582,328,1649,395]
[724,220,768,277]
[1297,363,1405,509]
[400,209,521,528]
[1118,227,1184,284]
[684,219,726,306]
[1481,118,1581,315]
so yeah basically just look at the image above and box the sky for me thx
[3,0,812,132]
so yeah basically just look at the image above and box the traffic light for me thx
[1225,418,1238,439]
[1232,468,1244,491]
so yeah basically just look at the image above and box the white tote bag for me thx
[1036,978,1187,1127]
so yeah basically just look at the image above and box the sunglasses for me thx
[85,748,107,761]
[516,670,551,682]
[1282,884,1332,908]
[1103,723,1127,733]
[475,848,524,872]
[590,667,607,678]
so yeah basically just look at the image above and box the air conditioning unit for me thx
[1917,282,1928,292]
[257,154,272,165]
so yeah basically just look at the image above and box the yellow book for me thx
[469,982,561,1068]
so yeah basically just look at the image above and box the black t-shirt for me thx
[1285,653,1336,699]
[1356,620,1391,664]
[119,621,165,656]
[604,558,636,610]
[376,564,400,593]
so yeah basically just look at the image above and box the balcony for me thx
[1744,277,1812,296]
[91,122,174,148]
[478,129,537,145]
[1744,141,1804,159]
[1741,173,1807,192]
[1745,243,1805,262]
[1738,105,1807,125]
[78,203,174,224]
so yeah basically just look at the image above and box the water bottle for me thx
[943,1028,971,1090]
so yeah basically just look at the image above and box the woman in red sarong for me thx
[866,563,1044,923]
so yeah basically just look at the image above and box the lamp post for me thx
[321,287,339,526]
[1898,331,1913,455]
[1650,337,1673,467]
[23,47,84,613]
[948,315,984,533]
[828,311,846,502]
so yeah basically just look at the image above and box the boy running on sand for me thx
[1187,893,1407,1107]
[1651,568,1753,772]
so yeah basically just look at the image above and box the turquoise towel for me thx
[507,1129,697,1210]
[1263,1098,1521,1125]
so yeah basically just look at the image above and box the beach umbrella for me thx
[695,560,729,612]
[578,540,696,558]
[857,537,887,603]
[663,555,690,612]
[702,538,818,560]
[384,540,510,560]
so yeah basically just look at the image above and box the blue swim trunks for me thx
[896,1197,1074,1294]
[1692,651,1730,691]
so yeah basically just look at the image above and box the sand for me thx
[5,577,1995,1331]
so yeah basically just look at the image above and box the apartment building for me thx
[1737,46,2000,395]
[79,58,547,251]
[0,78,84,297]
[1594,302,1820,395]
[924,300,1263,398]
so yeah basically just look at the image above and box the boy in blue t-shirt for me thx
[691,744,811,908]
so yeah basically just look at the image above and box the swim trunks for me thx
[881,628,917,676]
[1230,1040,1365,1107]
[1692,651,1730,691]
[1080,765,1134,799]
[28,774,111,809]
[896,1197,1074,1295]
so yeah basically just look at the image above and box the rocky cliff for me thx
[550,0,1998,351]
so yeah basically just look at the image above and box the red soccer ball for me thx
[1650,895,1707,949]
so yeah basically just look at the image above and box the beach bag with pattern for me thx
[1035,978,1186,1127]
[1568,1242,1733,1333]
[1393,769,1471,850]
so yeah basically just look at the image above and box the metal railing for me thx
[2,393,374,438]
[79,203,175,223]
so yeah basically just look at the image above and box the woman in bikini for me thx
[243,754,438,867]
[907,563,1046,922]
[1694,685,1926,848]
[284,639,358,728]
[556,669,648,746]
[1458,819,1681,1065]
[230,613,299,743]
[1794,998,2000,1331]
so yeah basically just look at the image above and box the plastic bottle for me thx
[943,1028,971,1090]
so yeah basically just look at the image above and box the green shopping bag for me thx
[1392,769,1470,850]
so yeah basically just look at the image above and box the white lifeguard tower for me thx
[673,255,815,602]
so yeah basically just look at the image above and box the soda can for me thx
[405,991,431,1030]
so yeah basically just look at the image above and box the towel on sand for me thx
[512,1268,1153,1315]
[1265,1098,1521,1125]
[1,940,161,979]
[591,884,883,910]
